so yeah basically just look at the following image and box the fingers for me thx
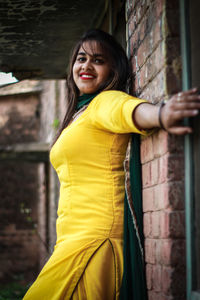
[177,87,198,96]
[168,126,193,135]
[169,90,200,111]
[160,88,200,135]
[172,109,199,121]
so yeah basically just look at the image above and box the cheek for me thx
[102,67,112,81]
[72,63,79,79]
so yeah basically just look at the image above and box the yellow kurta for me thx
[23,90,147,300]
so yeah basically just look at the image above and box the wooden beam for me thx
[0,142,50,162]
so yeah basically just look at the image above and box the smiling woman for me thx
[72,42,111,95]
[23,29,200,300]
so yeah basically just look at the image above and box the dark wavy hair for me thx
[55,29,131,140]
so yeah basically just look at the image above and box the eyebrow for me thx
[77,52,104,57]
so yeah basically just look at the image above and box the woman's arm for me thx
[133,88,200,135]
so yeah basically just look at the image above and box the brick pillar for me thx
[126,1,186,299]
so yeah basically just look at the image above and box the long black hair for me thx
[55,29,131,140]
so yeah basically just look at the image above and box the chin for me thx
[80,89,97,94]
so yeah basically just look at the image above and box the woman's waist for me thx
[56,212,124,241]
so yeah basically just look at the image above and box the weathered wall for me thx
[0,91,44,283]
[126,0,185,299]
[39,79,66,252]
[0,80,66,284]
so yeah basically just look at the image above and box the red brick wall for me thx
[126,1,186,299]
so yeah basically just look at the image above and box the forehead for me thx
[78,41,105,56]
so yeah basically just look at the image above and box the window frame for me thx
[180,0,200,298]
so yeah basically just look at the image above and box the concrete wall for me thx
[126,0,186,299]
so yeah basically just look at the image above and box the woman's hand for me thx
[133,87,200,135]
[161,88,200,135]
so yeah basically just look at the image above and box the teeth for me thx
[81,74,94,78]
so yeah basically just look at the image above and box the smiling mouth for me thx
[80,73,95,79]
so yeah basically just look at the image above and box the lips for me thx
[79,72,95,80]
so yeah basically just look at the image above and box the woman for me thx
[24,29,200,300]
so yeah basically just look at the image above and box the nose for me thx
[81,59,93,71]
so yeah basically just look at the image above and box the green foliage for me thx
[52,119,60,129]
[0,282,29,300]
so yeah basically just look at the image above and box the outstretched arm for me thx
[133,88,200,135]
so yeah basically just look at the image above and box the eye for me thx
[94,58,104,64]
[77,56,86,62]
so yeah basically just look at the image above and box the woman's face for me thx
[72,41,111,95]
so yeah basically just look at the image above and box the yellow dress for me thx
[23,90,147,300]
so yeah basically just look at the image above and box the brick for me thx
[148,291,164,300]
[151,158,159,185]
[129,2,156,54]
[133,22,163,70]
[152,130,168,157]
[145,238,156,264]
[152,264,162,291]
[167,154,184,182]
[151,211,160,238]
[167,133,184,153]
[137,42,165,90]
[139,68,165,102]
[143,186,154,212]
[156,239,186,267]
[160,212,170,238]
[161,264,186,297]
[169,211,185,238]
[168,181,185,210]
[154,183,169,210]
[146,263,153,290]
[150,293,173,300]
[127,1,186,298]
[158,154,168,183]
[165,65,182,95]
[158,153,184,184]
[170,240,186,267]
[159,239,172,265]
[160,211,185,238]
[143,212,152,237]
[154,181,185,211]
[162,266,173,294]
[140,135,154,163]
[155,239,162,264]
[144,58,160,87]
[142,161,151,188]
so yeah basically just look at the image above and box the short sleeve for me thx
[88,90,149,135]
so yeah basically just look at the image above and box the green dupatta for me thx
[77,94,147,299]
[120,134,147,299]
[77,93,98,110]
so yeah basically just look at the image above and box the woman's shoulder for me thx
[90,90,138,105]
[95,90,130,99]
[89,90,145,109]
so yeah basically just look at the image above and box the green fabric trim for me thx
[120,134,147,299]
[77,93,98,110]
